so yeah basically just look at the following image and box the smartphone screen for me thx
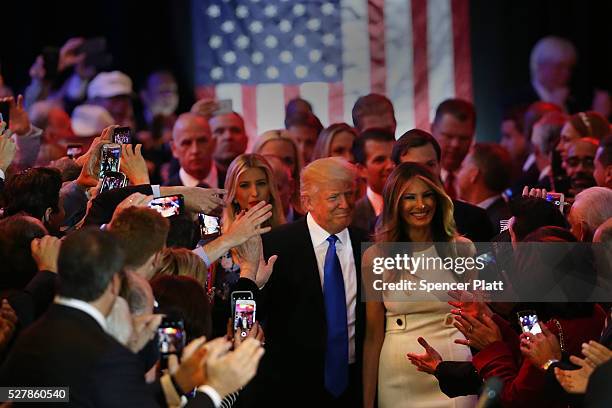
[214,99,233,115]
[113,126,132,145]
[198,213,220,239]
[148,195,184,218]
[157,318,186,370]
[230,291,253,317]
[517,310,542,335]
[100,171,127,194]
[99,144,121,178]
[234,299,256,338]
[545,192,566,214]
[66,143,83,159]
[0,101,10,125]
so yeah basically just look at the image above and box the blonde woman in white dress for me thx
[363,162,476,408]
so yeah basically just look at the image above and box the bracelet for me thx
[541,359,559,371]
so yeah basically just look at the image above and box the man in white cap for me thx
[88,71,134,128]
[67,104,115,151]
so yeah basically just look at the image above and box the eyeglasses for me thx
[565,156,594,168]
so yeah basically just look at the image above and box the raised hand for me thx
[554,355,594,394]
[519,325,562,369]
[120,144,150,185]
[30,235,62,273]
[406,337,443,375]
[454,312,501,350]
[581,340,611,367]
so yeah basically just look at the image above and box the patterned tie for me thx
[444,171,457,200]
[323,235,349,397]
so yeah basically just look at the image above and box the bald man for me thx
[166,113,219,187]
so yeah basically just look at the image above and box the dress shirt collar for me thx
[306,212,350,249]
[532,79,570,109]
[522,152,536,172]
[477,194,503,210]
[55,296,107,330]
[179,163,218,188]
[366,186,384,216]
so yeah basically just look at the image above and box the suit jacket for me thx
[84,184,155,226]
[236,219,367,407]
[453,199,495,242]
[0,304,214,408]
[351,195,376,236]
[164,172,184,187]
[485,196,512,235]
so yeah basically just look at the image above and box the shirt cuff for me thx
[193,245,212,267]
[151,184,161,198]
[160,373,182,408]
[197,385,222,408]
[0,168,4,180]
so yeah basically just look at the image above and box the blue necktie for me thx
[323,235,349,397]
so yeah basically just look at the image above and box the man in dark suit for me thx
[165,113,220,188]
[237,158,367,407]
[351,129,395,234]
[392,129,495,241]
[0,228,258,407]
[456,143,513,234]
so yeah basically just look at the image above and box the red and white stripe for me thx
[195,0,473,143]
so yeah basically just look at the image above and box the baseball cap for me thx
[87,71,133,99]
[71,104,115,137]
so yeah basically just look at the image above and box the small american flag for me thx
[192,0,473,143]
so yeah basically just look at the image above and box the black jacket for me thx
[0,304,214,407]
[236,219,367,407]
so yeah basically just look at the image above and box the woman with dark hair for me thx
[363,162,476,408]
[150,275,212,342]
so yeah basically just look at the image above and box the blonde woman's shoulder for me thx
[452,234,476,257]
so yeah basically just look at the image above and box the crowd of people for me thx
[0,34,611,408]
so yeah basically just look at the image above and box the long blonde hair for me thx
[375,162,456,243]
[223,153,286,228]
[252,130,303,212]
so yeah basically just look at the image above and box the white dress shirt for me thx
[306,213,357,364]
[366,186,384,216]
[179,164,218,188]
[476,194,503,210]
[54,296,107,331]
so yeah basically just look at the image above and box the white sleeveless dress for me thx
[377,244,477,408]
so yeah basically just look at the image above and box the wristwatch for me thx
[541,359,559,370]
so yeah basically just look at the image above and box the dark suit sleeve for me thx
[434,361,481,397]
[93,345,164,407]
[83,184,154,226]
[185,392,215,408]
[24,270,58,318]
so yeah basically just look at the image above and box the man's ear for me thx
[170,139,179,159]
[111,273,122,297]
[605,165,612,187]
[44,207,53,224]
[301,194,312,213]
[357,163,367,178]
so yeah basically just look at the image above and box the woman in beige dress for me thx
[363,163,476,408]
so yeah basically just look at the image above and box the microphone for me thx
[476,377,503,408]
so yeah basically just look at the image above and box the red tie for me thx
[444,172,457,200]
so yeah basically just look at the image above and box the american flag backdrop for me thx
[192,0,472,142]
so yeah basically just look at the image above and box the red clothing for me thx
[473,305,606,408]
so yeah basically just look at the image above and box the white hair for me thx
[573,187,612,233]
[300,157,357,197]
[530,36,577,76]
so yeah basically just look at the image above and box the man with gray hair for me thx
[235,157,367,407]
[506,36,578,113]
[568,186,612,241]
